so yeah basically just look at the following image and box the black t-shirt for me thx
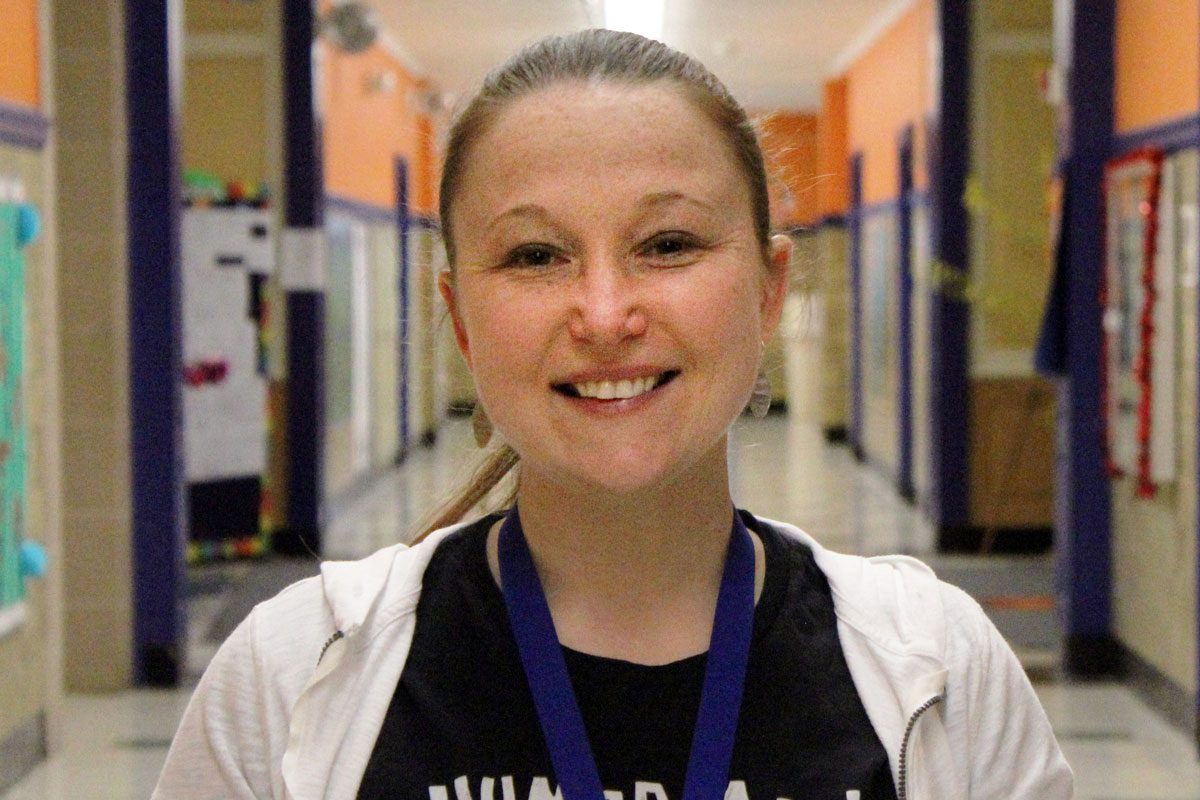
[357,512,898,800]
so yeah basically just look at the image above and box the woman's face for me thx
[441,81,790,496]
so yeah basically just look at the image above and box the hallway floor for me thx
[5,416,1199,798]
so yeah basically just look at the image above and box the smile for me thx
[554,370,680,401]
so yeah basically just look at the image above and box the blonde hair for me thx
[415,29,771,540]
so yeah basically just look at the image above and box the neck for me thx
[487,439,764,664]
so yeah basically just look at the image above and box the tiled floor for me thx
[5,416,1200,799]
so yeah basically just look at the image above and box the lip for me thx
[553,364,678,385]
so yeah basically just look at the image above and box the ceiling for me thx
[364,0,903,112]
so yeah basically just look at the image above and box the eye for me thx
[503,243,565,270]
[640,231,704,263]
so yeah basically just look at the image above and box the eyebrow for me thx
[486,191,717,233]
[485,203,555,234]
[634,191,717,215]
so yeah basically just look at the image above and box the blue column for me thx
[396,158,410,464]
[279,0,326,555]
[848,153,864,462]
[897,125,915,502]
[1058,0,1116,675]
[126,0,185,685]
[928,0,972,539]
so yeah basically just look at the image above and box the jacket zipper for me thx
[317,630,345,665]
[897,694,944,800]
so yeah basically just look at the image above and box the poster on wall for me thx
[1102,148,1176,496]
[0,199,32,634]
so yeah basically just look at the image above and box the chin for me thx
[551,445,716,499]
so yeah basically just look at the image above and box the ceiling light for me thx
[604,0,665,42]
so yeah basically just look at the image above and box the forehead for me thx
[455,82,748,219]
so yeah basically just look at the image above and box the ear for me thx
[759,234,792,341]
[438,270,473,369]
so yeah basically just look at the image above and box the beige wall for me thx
[368,225,399,469]
[1112,148,1199,694]
[52,0,132,691]
[910,203,932,508]
[860,210,900,475]
[411,226,444,441]
[815,224,849,431]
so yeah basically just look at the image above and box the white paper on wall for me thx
[1150,159,1177,484]
[350,221,372,475]
[181,208,274,483]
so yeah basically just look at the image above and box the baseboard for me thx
[271,525,321,558]
[1116,641,1197,744]
[1064,633,1123,678]
[140,644,181,687]
[0,712,46,792]
[936,525,1053,554]
[822,425,848,443]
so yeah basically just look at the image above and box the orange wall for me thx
[845,0,934,205]
[757,112,819,228]
[0,0,40,108]
[817,77,849,218]
[322,45,437,215]
[1114,0,1200,133]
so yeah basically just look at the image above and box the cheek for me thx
[458,286,554,383]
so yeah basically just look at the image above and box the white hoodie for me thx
[152,517,1074,800]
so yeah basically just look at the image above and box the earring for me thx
[748,369,772,419]
[472,403,493,448]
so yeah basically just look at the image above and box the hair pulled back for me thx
[417,29,771,540]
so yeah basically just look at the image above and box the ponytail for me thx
[411,443,520,543]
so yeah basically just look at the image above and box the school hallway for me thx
[3,416,1198,800]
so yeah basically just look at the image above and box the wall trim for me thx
[325,194,396,226]
[0,712,46,793]
[410,213,440,231]
[0,101,50,150]
[1111,113,1200,158]
[324,195,440,232]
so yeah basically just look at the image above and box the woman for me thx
[155,30,1073,800]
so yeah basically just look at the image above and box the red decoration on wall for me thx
[183,358,230,387]
[1100,147,1164,499]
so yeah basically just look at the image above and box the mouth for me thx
[552,370,681,401]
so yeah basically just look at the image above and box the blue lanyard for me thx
[498,506,756,800]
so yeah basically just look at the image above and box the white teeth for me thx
[572,374,661,400]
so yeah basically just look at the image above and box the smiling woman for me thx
[153,29,1073,800]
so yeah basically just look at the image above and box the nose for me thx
[566,257,648,345]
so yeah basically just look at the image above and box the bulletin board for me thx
[0,202,28,630]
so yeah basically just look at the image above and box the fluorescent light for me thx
[604,0,665,42]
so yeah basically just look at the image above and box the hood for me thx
[316,523,467,636]
[755,517,949,683]
[316,514,948,677]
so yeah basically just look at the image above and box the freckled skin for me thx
[440,82,789,499]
